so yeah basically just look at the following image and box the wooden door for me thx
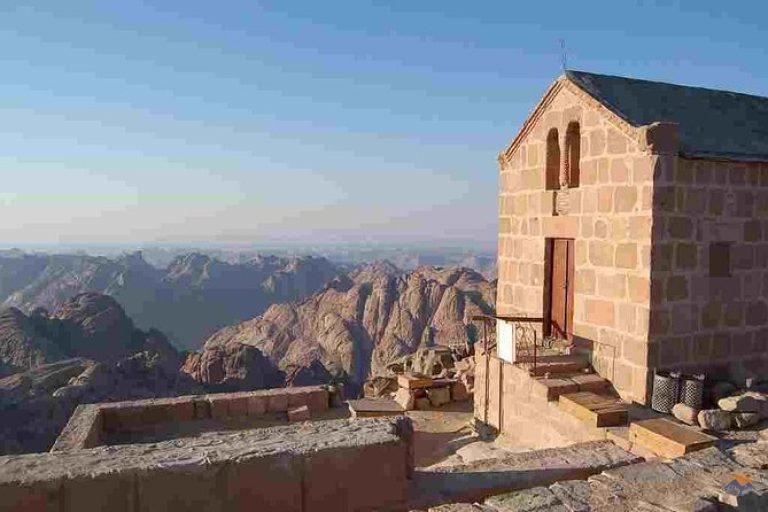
[547,238,574,340]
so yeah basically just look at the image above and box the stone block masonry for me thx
[51,385,329,452]
[0,416,414,512]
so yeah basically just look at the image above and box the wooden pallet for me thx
[629,418,716,459]
[558,391,629,427]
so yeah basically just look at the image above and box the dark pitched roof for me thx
[566,70,768,162]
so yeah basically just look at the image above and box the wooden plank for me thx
[558,392,628,428]
[397,374,434,390]
[629,418,717,459]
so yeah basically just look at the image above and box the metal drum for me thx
[679,375,705,410]
[651,371,680,413]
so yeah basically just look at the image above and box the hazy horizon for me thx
[1,2,766,247]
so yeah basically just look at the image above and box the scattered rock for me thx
[728,442,768,469]
[718,393,764,413]
[697,409,731,432]
[415,397,431,410]
[451,381,470,402]
[732,412,760,429]
[363,376,398,398]
[394,388,415,411]
[758,428,768,442]
[426,387,451,407]
[287,405,310,422]
[672,403,699,426]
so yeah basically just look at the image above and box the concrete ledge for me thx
[51,385,329,452]
[1,417,413,512]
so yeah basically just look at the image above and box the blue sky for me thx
[0,1,765,248]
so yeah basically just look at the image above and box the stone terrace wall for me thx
[52,385,329,452]
[497,79,657,401]
[649,156,768,382]
[1,416,413,512]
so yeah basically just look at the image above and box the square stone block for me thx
[225,453,302,512]
[267,392,290,412]
[137,461,225,512]
[64,473,134,512]
[0,483,59,512]
[247,394,267,416]
[208,396,230,420]
[227,394,250,418]
[302,442,408,512]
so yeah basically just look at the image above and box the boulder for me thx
[732,412,760,429]
[698,409,731,432]
[672,403,699,426]
[394,388,415,411]
[718,392,766,413]
[759,428,768,442]
[427,387,451,407]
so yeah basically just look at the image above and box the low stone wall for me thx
[52,385,329,452]
[1,416,413,512]
[474,353,608,449]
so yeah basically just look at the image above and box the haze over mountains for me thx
[0,250,340,350]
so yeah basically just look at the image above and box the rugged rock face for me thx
[181,343,283,391]
[0,251,340,349]
[0,293,201,454]
[187,264,496,390]
[0,355,201,455]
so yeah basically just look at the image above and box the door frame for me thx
[543,238,575,341]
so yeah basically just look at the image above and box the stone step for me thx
[629,418,717,459]
[525,355,591,377]
[531,374,612,402]
[558,392,629,428]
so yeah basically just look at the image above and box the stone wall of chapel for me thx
[498,85,655,402]
[648,157,768,383]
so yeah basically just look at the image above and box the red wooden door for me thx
[548,239,574,340]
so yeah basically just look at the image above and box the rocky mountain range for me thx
[0,251,340,349]
[0,292,203,454]
[184,263,496,392]
[0,259,496,455]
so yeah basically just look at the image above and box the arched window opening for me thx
[565,122,580,188]
[545,128,560,190]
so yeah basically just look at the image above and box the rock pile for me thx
[671,383,768,432]
[361,346,475,411]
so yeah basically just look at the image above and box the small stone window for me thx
[545,128,560,190]
[565,122,580,188]
[709,242,731,277]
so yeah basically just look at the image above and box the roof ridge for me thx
[566,69,768,102]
